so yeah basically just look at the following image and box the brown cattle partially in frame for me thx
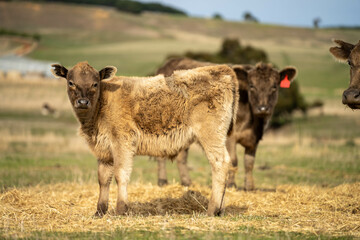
[329,39,360,109]
[51,61,239,216]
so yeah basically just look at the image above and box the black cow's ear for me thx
[329,39,355,62]
[279,66,297,83]
[232,65,251,89]
[99,66,117,81]
[51,64,68,79]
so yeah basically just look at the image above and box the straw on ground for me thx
[1,182,359,238]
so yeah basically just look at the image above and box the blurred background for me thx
[0,0,359,190]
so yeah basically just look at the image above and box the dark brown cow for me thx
[156,58,297,190]
[330,39,360,109]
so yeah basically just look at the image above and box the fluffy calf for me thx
[330,39,360,109]
[51,62,239,216]
[156,58,297,190]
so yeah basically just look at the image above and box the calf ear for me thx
[279,67,297,83]
[99,66,117,81]
[232,65,251,89]
[51,64,68,79]
[329,39,355,62]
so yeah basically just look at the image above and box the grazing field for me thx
[1,1,360,239]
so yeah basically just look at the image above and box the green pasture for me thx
[1,105,360,191]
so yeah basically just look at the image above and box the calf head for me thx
[51,62,117,115]
[233,63,297,117]
[330,39,360,109]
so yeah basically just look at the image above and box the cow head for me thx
[51,62,117,114]
[233,63,297,117]
[329,39,360,109]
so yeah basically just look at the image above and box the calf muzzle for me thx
[75,98,90,109]
[343,88,360,109]
[254,105,271,116]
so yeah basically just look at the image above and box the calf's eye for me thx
[68,81,74,87]
[93,83,98,88]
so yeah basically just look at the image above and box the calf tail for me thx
[228,72,239,136]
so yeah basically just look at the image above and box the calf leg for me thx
[225,135,238,188]
[244,147,257,191]
[206,147,231,216]
[176,148,192,186]
[157,158,168,186]
[113,148,134,215]
[95,160,113,217]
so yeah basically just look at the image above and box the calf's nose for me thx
[258,105,269,113]
[77,99,90,106]
[343,89,360,104]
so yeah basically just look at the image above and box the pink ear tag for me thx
[280,75,290,88]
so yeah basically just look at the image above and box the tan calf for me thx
[51,62,239,216]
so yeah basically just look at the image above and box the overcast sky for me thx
[139,0,360,27]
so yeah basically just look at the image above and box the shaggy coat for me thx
[51,62,239,216]
[330,39,360,109]
[155,58,297,190]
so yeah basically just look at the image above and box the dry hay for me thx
[0,182,359,238]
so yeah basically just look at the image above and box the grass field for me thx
[1,1,360,239]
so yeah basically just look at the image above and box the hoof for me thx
[244,177,255,191]
[244,185,255,191]
[244,181,255,191]
[116,201,128,215]
[93,210,105,218]
[207,207,224,217]
[181,180,192,187]
[94,203,108,218]
[158,179,168,187]
[226,182,237,189]
[207,201,224,217]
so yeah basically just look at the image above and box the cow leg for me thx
[206,147,231,216]
[225,135,238,188]
[157,157,168,186]
[113,148,134,215]
[244,147,257,191]
[94,160,113,217]
[176,148,192,186]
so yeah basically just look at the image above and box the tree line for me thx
[0,28,41,41]
[24,0,187,15]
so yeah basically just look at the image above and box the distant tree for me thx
[0,28,41,41]
[143,2,186,15]
[26,0,187,15]
[116,0,143,14]
[220,38,241,58]
[243,11,258,23]
[30,0,117,6]
[213,13,223,20]
[168,38,268,67]
[115,0,186,15]
[313,17,321,28]
[218,38,267,64]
